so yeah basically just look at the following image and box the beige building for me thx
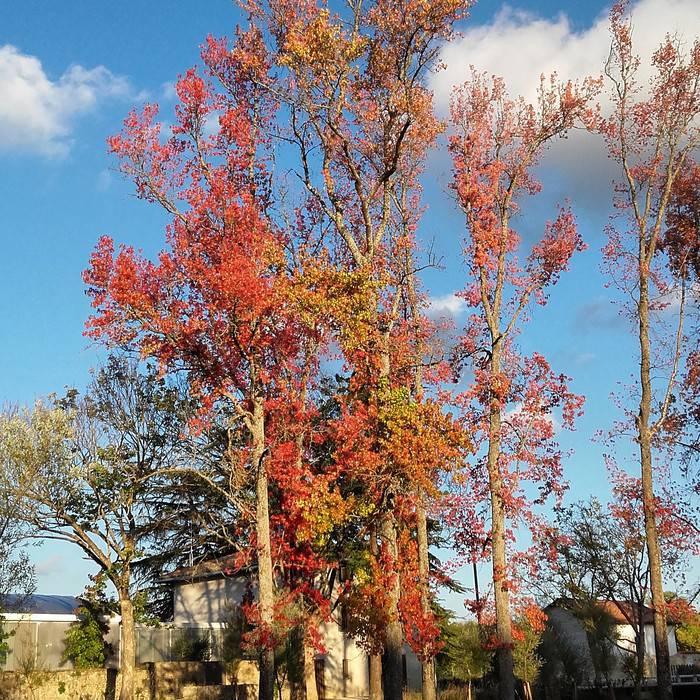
[162,558,423,699]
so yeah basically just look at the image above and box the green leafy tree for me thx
[437,616,493,700]
[0,356,190,700]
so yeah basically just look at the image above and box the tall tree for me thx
[597,4,700,696]
[0,358,188,700]
[449,71,596,700]
[244,3,472,697]
[83,31,341,700]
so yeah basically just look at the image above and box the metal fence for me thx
[1,621,232,671]
[135,626,227,664]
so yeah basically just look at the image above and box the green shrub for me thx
[62,597,112,669]
[171,631,210,661]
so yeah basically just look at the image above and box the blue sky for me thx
[1,0,697,606]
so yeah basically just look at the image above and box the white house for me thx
[546,600,678,685]
[161,557,424,699]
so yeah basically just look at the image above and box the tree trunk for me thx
[634,619,645,700]
[118,592,135,700]
[369,527,382,700]
[488,345,515,700]
[252,395,276,700]
[304,638,319,700]
[637,274,673,700]
[417,498,437,700]
[289,627,304,700]
[381,511,404,700]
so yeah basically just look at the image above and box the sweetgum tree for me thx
[448,71,597,700]
[83,30,337,700]
[240,3,473,697]
[597,3,700,696]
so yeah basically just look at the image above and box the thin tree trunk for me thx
[381,511,404,700]
[637,274,672,700]
[376,344,404,700]
[417,498,437,700]
[406,256,437,700]
[252,395,275,700]
[304,638,318,700]
[634,619,645,700]
[369,526,382,700]
[118,592,135,700]
[488,345,515,700]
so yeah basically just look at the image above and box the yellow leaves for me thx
[0,400,75,496]
[296,484,354,546]
[287,261,377,343]
[375,386,468,491]
[278,9,366,77]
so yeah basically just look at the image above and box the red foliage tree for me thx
[83,31,333,700]
[449,71,597,700]
[597,3,700,695]
[241,3,473,698]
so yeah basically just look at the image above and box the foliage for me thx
[667,596,700,653]
[512,606,546,687]
[447,58,596,700]
[171,631,211,662]
[62,576,115,669]
[598,3,700,695]
[436,617,493,684]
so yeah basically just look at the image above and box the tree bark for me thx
[304,637,319,700]
[381,511,404,700]
[369,526,382,700]
[488,345,515,700]
[633,615,645,700]
[637,273,673,700]
[417,498,437,700]
[252,395,276,700]
[118,592,135,700]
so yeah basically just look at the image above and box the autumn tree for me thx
[512,605,546,700]
[240,3,472,698]
[0,358,189,700]
[448,71,596,700]
[663,159,700,496]
[597,4,700,696]
[82,31,352,700]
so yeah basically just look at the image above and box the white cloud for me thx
[96,168,112,191]
[428,292,467,317]
[504,401,560,433]
[432,0,700,111]
[161,81,177,101]
[0,45,138,157]
[35,554,63,577]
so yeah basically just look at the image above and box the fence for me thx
[1,621,235,671]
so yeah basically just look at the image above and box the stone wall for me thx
[0,667,150,700]
[0,662,257,700]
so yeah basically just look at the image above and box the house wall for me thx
[173,577,248,626]
[172,579,423,697]
[547,607,679,684]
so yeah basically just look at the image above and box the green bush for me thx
[171,631,210,661]
[61,592,113,670]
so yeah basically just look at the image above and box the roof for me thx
[547,598,656,626]
[596,600,655,626]
[2,594,80,616]
[160,556,249,583]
